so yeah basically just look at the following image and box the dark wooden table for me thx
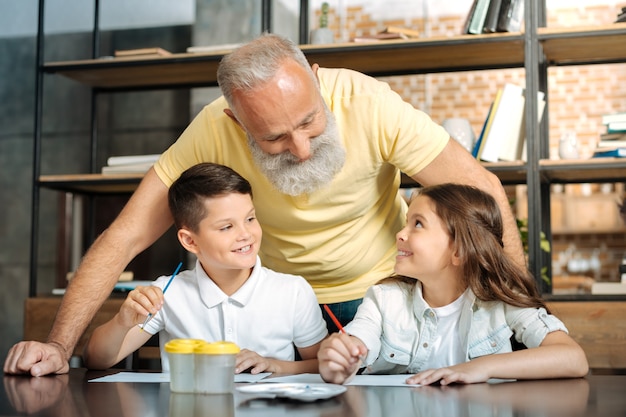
[1,369,624,416]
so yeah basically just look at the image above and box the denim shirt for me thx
[344,281,567,375]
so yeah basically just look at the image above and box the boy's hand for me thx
[116,286,164,328]
[235,349,276,374]
[317,333,367,384]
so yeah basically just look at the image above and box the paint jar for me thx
[194,341,240,394]
[165,338,204,393]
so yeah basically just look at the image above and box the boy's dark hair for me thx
[168,163,253,232]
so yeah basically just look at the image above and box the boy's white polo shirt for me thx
[144,257,328,372]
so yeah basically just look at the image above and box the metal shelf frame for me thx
[30,0,626,296]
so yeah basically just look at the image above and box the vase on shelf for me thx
[442,117,476,153]
[310,2,334,45]
[558,131,580,160]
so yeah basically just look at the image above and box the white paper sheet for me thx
[88,371,271,383]
[265,373,421,387]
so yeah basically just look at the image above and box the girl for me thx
[318,183,588,385]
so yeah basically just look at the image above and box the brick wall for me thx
[317,3,626,285]
[318,4,626,153]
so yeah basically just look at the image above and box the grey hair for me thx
[216,33,314,108]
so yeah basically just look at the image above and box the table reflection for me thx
[433,377,590,417]
[170,392,235,417]
[0,370,612,417]
[3,373,77,416]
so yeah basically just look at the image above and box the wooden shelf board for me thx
[42,25,626,90]
[401,161,526,188]
[540,158,626,183]
[39,160,625,194]
[539,23,626,66]
[41,162,527,195]
[482,160,527,184]
[300,33,524,76]
[44,33,524,90]
[39,173,144,194]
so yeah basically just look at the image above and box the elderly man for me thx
[5,33,523,376]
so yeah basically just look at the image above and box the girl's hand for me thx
[116,286,164,328]
[318,333,367,384]
[406,361,489,386]
[235,349,275,374]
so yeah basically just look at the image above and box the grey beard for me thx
[247,108,346,196]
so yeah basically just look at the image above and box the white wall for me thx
[0,0,195,38]
[304,0,623,22]
[2,0,622,39]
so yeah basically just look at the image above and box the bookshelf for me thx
[44,32,526,90]
[31,3,626,297]
[39,174,145,194]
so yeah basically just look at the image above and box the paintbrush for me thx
[140,261,183,331]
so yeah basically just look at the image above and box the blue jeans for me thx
[320,299,363,334]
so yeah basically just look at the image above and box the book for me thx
[601,112,626,125]
[472,101,493,158]
[382,26,420,38]
[65,270,133,282]
[497,0,524,32]
[106,154,161,166]
[597,139,626,148]
[599,132,626,141]
[607,121,626,133]
[351,32,410,42]
[591,282,626,295]
[186,43,242,54]
[462,0,480,34]
[497,85,528,161]
[483,0,503,33]
[517,91,546,162]
[55,280,163,295]
[468,0,491,35]
[592,147,626,158]
[475,88,503,160]
[101,162,155,174]
[480,83,524,162]
[113,280,157,293]
[114,47,171,58]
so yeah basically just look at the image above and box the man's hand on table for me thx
[4,341,70,376]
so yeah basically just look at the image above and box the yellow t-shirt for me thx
[154,67,449,303]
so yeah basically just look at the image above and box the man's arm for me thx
[412,138,525,267]
[4,168,172,376]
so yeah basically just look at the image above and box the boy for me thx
[83,163,328,374]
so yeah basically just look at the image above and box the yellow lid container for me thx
[164,338,205,354]
[194,341,240,355]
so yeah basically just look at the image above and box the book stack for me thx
[351,26,420,42]
[591,281,626,295]
[186,43,242,54]
[463,0,524,35]
[114,47,171,58]
[592,112,626,158]
[472,83,545,162]
[101,154,161,174]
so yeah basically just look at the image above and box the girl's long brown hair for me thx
[383,183,546,310]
